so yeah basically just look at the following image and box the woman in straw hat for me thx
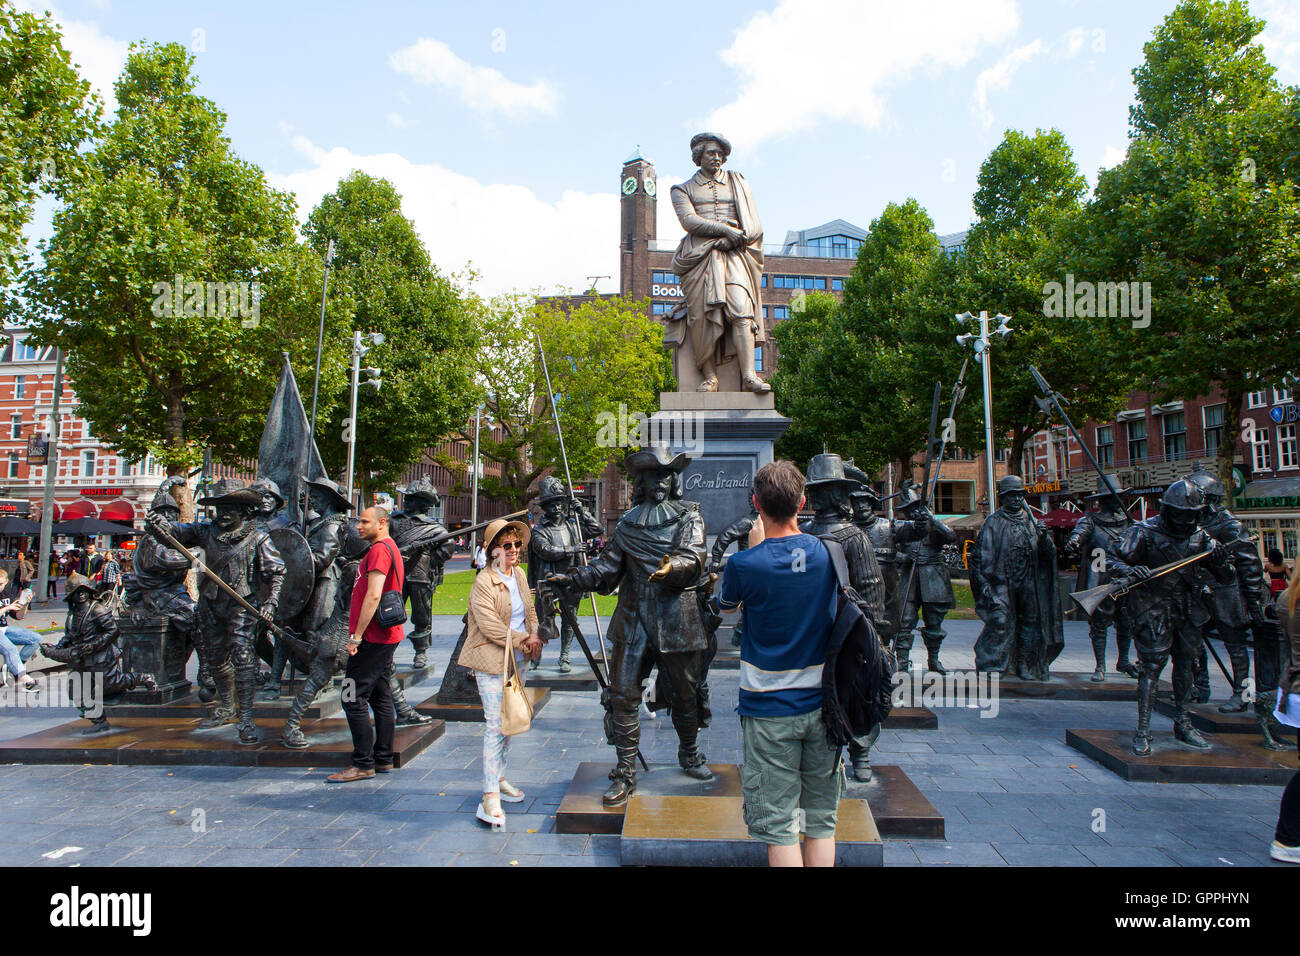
[458,517,543,829]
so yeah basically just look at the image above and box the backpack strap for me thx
[818,535,852,592]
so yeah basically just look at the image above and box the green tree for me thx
[440,293,672,509]
[303,171,479,503]
[27,42,351,492]
[1090,0,1300,493]
[0,4,101,284]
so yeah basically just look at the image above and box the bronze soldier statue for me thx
[894,482,957,674]
[147,478,286,744]
[1106,479,1233,754]
[972,475,1064,680]
[250,477,290,531]
[800,453,888,782]
[1185,464,1266,713]
[708,482,759,649]
[281,477,353,748]
[1064,475,1138,682]
[124,477,211,700]
[527,477,594,673]
[43,573,156,734]
[390,477,455,672]
[547,445,712,806]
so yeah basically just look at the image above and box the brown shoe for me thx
[375,763,394,773]
[326,766,375,783]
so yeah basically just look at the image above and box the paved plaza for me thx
[0,617,1290,867]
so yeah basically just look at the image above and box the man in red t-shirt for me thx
[328,506,406,782]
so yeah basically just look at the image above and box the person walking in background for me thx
[13,550,34,590]
[718,460,842,867]
[47,550,61,599]
[329,507,405,783]
[1268,549,1291,600]
[458,517,541,830]
[1271,568,1300,862]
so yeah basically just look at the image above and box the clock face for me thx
[644,178,656,197]
[622,176,637,196]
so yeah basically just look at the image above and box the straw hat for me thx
[482,517,530,557]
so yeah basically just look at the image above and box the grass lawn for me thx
[428,565,619,617]
[428,565,976,620]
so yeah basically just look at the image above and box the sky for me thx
[17,0,1300,296]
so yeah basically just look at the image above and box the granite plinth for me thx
[0,715,444,767]
[620,792,882,867]
[416,685,550,722]
[992,671,1159,701]
[882,707,939,730]
[1066,728,1297,784]
[105,687,341,720]
[525,664,604,692]
[1152,697,1298,736]
[846,765,945,838]
[555,760,940,843]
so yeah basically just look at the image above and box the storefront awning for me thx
[1238,477,1300,510]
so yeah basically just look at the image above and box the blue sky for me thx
[20,0,1300,295]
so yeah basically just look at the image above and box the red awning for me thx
[61,499,97,520]
[99,499,136,523]
[1041,508,1082,529]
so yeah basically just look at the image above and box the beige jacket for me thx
[458,566,541,674]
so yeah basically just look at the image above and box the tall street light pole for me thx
[35,349,64,600]
[469,405,483,561]
[956,310,1012,514]
[343,331,383,506]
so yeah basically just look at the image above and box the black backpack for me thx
[818,536,896,748]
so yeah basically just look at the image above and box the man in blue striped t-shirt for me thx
[718,459,841,867]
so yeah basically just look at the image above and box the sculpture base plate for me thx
[883,707,939,730]
[0,716,444,768]
[1152,697,1296,737]
[992,671,1161,701]
[105,688,341,720]
[1065,728,1296,784]
[845,765,945,838]
[416,685,550,722]
[555,760,941,841]
[524,663,605,692]
[620,792,882,867]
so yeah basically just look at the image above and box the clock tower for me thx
[619,146,656,301]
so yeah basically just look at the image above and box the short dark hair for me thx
[753,460,805,521]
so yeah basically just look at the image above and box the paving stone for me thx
[265,827,361,850]
[451,852,542,867]
[278,848,377,866]
[994,844,1094,866]
[1077,845,1177,866]
[202,848,297,867]
[912,842,1009,866]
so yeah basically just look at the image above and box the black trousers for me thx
[343,640,397,770]
[1276,734,1300,847]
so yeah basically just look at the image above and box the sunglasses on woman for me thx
[498,541,523,550]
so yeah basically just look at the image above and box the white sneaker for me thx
[1270,840,1300,864]
[498,779,525,803]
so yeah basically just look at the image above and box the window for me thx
[1096,425,1114,468]
[9,414,19,439]
[1279,424,1298,469]
[760,274,767,288]
[1276,387,1293,404]
[123,459,133,477]
[1127,419,1147,462]
[771,275,822,290]
[934,481,974,513]
[650,271,679,285]
[82,450,96,478]
[771,306,790,321]
[1162,412,1187,461]
[754,346,764,372]
[7,452,16,478]
[1247,390,1267,408]
[651,302,675,314]
[1203,403,1225,457]
[831,278,844,291]
[803,235,862,259]
[12,336,38,361]
[1253,427,1271,471]
[14,375,24,399]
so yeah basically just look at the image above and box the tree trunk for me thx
[1221,384,1244,508]
[162,394,197,600]
[1007,426,1032,479]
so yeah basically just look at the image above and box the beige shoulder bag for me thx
[500,638,533,736]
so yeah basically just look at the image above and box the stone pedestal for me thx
[649,391,790,541]
[118,613,192,705]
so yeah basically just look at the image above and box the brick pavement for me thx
[0,617,1291,866]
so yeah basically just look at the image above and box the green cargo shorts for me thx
[741,709,845,846]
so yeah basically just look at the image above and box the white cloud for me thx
[15,0,128,117]
[1100,144,1126,169]
[703,0,1020,148]
[1259,0,1300,83]
[270,136,613,296]
[388,37,557,118]
[972,39,1047,132]
[385,112,414,129]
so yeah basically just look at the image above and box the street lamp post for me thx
[35,349,64,600]
[468,405,483,562]
[955,310,1012,514]
[343,331,383,506]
